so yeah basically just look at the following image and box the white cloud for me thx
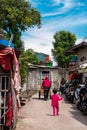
[22,25,54,58]
[42,0,74,17]
[23,13,87,59]
[75,39,83,45]
[51,13,87,28]
[75,38,87,45]
[29,0,40,7]
[23,0,87,66]
[29,0,86,18]
[42,0,85,17]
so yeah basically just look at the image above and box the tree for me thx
[52,30,76,68]
[0,0,41,49]
[19,49,39,86]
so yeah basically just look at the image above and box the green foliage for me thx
[0,0,42,87]
[19,49,39,86]
[52,30,76,68]
[0,0,41,49]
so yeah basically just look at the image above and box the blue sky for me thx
[22,0,87,65]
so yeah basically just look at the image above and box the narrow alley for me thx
[16,93,87,130]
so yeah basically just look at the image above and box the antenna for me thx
[8,34,14,47]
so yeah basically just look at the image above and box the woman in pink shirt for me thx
[42,76,51,100]
[51,88,63,116]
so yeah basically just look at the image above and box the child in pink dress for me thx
[51,88,63,116]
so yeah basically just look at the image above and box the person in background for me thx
[74,82,80,100]
[42,76,51,100]
[60,78,66,94]
[51,88,63,116]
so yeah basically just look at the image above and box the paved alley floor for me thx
[16,93,87,130]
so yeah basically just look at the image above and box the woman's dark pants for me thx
[44,87,50,100]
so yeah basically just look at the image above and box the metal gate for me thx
[0,67,10,130]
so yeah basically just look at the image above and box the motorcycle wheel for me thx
[77,102,84,112]
[81,101,87,114]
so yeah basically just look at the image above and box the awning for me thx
[78,69,87,73]
[79,63,87,69]
[78,63,87,73]
[0,39,14,48]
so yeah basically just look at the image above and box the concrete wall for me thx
[27,68,41,90]
[27,66,68,91]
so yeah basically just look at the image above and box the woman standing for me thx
[42,76,51,100]
[60,78,66,94]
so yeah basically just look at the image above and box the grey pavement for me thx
[16,93,87,130]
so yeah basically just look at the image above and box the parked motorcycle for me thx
[65,83,75,103]
[81,93,87,114]
[75,84,87,114]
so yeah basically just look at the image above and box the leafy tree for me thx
[19,49,39,86]
[0,0,41,87]
[0,0,41,49]
[52,30,76,68]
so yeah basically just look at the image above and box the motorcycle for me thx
[75,85,87,114]
[65,83,75,103]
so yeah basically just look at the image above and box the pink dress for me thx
[51,94,62,107]
[51,94,62,115]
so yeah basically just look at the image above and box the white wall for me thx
[77,46,87,65]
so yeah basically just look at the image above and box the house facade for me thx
[36,52,53,66]
[65,41,87,83]
[27,64,68,91]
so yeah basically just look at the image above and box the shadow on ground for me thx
[69,103,87,126]
[32,97,45,100]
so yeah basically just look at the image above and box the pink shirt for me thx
[51,94,62,107]
[42,77,51,87]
